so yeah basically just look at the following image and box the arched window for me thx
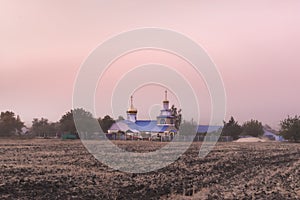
[160,119,166,124]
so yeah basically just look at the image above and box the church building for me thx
[108,91,178,139]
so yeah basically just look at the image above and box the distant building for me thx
[263,126,284,141]
[196,125,222,134]
[108,91,235,142]
[108,91,177,140]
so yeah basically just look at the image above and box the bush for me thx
[280,115,300,142]
[242,119,264,137]
[221,117,243,140]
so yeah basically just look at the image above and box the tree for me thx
[179,119,197,136]
[171,105,182,130]
[98,115,115,133]
[0,111,24,137]
[280,115,300,142]
[242,119,264,137]
[117,116,125,122]
[221,116,243,140]
[32,118,58,138]
[59,108,95,137]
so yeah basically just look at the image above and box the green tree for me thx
[179,119,197,136]
[171,105,182,130]
[32,118,58,138]
[0,111,24,137]
[117,116,125,122]
[98,115,115,133]
[242,119,264,137]
[59,108,95,137]
[280,115,300,142]
[221,116,243,140]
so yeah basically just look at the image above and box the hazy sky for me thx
[1,0,300,128]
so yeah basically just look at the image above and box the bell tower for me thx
[157,90,175,126]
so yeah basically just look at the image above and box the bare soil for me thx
[0,139,299,199]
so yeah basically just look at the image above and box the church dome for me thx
[127,107,137,114]
[127,95,138,114]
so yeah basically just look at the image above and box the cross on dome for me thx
[130,95,134,109]
[163,89,169,103]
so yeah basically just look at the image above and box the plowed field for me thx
[0,139,299,199]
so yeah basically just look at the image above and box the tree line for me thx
[0,108,116,138]
[221,116,300,142]
[0,109,299,142]
[221,117,264,140]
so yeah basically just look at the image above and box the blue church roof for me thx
[135,120,169,132]
[156,115,175,118]
[135,120,156,127]
[197,125,223,133]
[110,120,170,133]
[263,129,285,141]
[110,121,223,134]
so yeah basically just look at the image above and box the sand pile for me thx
[235,137,266,142]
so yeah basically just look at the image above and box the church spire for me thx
[163,89,169,110]
[130,95,134,109]
[165,90,168,101]
[127,95,137,113]
[127,95,137,122]
[163,89,169,103]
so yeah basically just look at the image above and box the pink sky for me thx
[1,0,300,128]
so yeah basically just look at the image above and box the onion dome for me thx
[127,96,137,114]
